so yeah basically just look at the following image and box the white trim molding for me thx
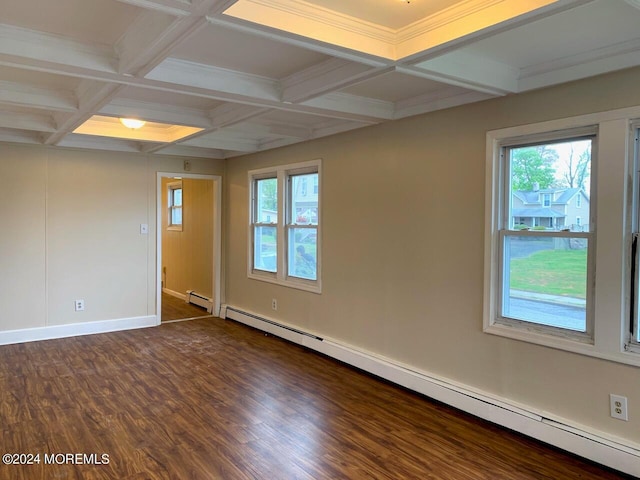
[223,304,640,478]
[0,315,157,346]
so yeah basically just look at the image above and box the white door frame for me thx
[156,172,222,324]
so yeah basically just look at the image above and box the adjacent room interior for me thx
[1,0,639,478]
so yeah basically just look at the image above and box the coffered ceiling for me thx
[1,0,639,159]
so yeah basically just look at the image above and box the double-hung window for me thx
[249,160,321,292]
[488,128,596,342]
[629,123,640,351]
[168,181,183,231]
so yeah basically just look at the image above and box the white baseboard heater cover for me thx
[222,305,640,478]
[186,290,213,313]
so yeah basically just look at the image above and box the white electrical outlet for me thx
[610,394,628,421]
[272,298,277,310]
[74,299,85,312]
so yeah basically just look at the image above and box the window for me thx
[498,134,595,338]
[576,194,582,208]
[248,160,321,292]
[252,177,278,273]
[486,109,640,366]
[630,124,640,349]
[168,181,183,231]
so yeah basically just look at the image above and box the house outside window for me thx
[490,130,595,339]
[248,159,321,293]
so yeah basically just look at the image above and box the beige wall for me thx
[224,67,640,445]
[0,143,223,329]
[161,177,214,299]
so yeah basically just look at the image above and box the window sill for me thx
[248,271,321,294]
[484,322,640,367]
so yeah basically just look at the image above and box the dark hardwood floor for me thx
[0,318,632,480]
[161,292,211,322]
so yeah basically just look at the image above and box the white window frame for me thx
[485,107,640,367]
[248,159,321,293]
[628,122,640,353]
[167,181,183,232]
[495,128,597,344]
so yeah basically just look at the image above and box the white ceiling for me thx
[1,0,639,159]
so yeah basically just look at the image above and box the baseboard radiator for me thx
[221,304,640,478]
[186,290,213,313]
[224,306,323,342]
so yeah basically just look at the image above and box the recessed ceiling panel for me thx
[464,1,640,69]
[341,72,460,103]
[0,66,82,91]
[116,87,224,111]
[171,24,330,79]
[303,0,463,29]
[0,0,140,45]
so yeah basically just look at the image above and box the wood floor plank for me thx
[0,318,633,479]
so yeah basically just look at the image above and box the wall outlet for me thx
[272,298,278,311]
[74,299,85,312]
[610,394,628,421]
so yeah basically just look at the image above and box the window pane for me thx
[254,226,277,272]
[502,235,587,331]
[171,206,182,225]
[288,228,317,280]
[173,188,182,207]
[509,139,591,232]
[291,173,318,225]
[256,178,277,223]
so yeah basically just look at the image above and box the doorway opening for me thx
[156,172,221,323]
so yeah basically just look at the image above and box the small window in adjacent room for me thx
[168,181,183,231]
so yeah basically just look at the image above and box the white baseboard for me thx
[163,288,186,300]
[223,305,640,478]
[0,315,157,346]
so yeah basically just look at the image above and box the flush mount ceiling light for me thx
[119,118,146,129]
[74,116,203,143]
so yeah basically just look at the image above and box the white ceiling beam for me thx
[399,51,519,96]
[100,99,213,128]
[0,30,391,124]
[227,122,310,139]
[208,103,270,129]
[147,58,281,102]
[151,144,227,158]
[301,93,394,121]
[281,58,393,104]
[0,24,117,74]
[117,10,191,74]
[179,134,258,152]
[114,0,192,16]
[0,112,56,133]
[206,15,389,68]
[311,120,368,140]
[393,88,495,120]
[0,128,43,145]
[519,37,640,92]
[0,80,77,113]
[44,81,125,145]
[57,133,143,153]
